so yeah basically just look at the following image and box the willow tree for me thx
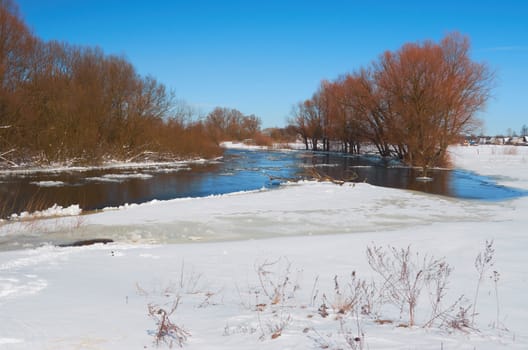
[375,33,493,174]
[335,70,394,156]
[0,0,223,164]
[204,107,262,145]
[0,0,35,158]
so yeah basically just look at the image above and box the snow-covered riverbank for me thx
[1,145,528,349]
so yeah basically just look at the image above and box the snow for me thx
[220,140,306,151]
[29,180,66,187]
[449,145,528,190]
[1,145,528,349]
[220,141,268,150]
[85,173,153,183]
[0,159,206,176]
[8,204,82,220]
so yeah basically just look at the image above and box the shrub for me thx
[366,244,451,327]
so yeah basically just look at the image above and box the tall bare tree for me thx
[289,33,493,172]
[376,33,493,173]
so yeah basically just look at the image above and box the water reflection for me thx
[0,150,299,216]
[0,149,526,217]
[304,151,527,200]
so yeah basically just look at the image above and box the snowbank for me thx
[0,145,527,349]
[450,145,528,190]
[9,204,82,220]
[220,141,269,150]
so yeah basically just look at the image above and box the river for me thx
[1,148,526,220]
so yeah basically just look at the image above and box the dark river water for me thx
[0,148,526,218]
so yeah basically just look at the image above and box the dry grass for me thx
[148,298,190,348]
[367,244,450,327]
[491,146,518,156]
[0,189,53,220]
[255,257,299,306]
[137,241,505,348]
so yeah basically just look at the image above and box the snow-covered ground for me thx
[220,140,305,151]
[450,145,528,190]
[1,145,528,349]
[220,141,269,150]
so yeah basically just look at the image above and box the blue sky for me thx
[16,0,528,135]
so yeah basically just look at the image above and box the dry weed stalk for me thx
[332,275,355,316]
[253,257,299,340]
[267,313,293,340]
[333,273,370,349]
[472,240,494,326]
[423,260,455,327]
[366,244,448,327]
[490,270,504,329]
[331,272,375,317]
[178,260,203,294]
[308,327,334,349]
[306,167,358,185]
[308,315,365,350]
[339,317,365,350]
[309,275,320,307]
[255,257,299,306]
[440,303,474,333]
[148,297,190,348]
[137,263,208,347]
[318,294,329,318]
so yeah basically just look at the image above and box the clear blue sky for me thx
[16,0,528,135]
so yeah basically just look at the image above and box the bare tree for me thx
[375,33,493,173]
[204,107,262,144]
[0,0,224,166]
[288,33,493,171]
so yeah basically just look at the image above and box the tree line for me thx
[1,0,495,171]
[289,33,494,172]
[0,0,267,166]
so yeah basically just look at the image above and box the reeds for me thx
[0,188,55,221]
